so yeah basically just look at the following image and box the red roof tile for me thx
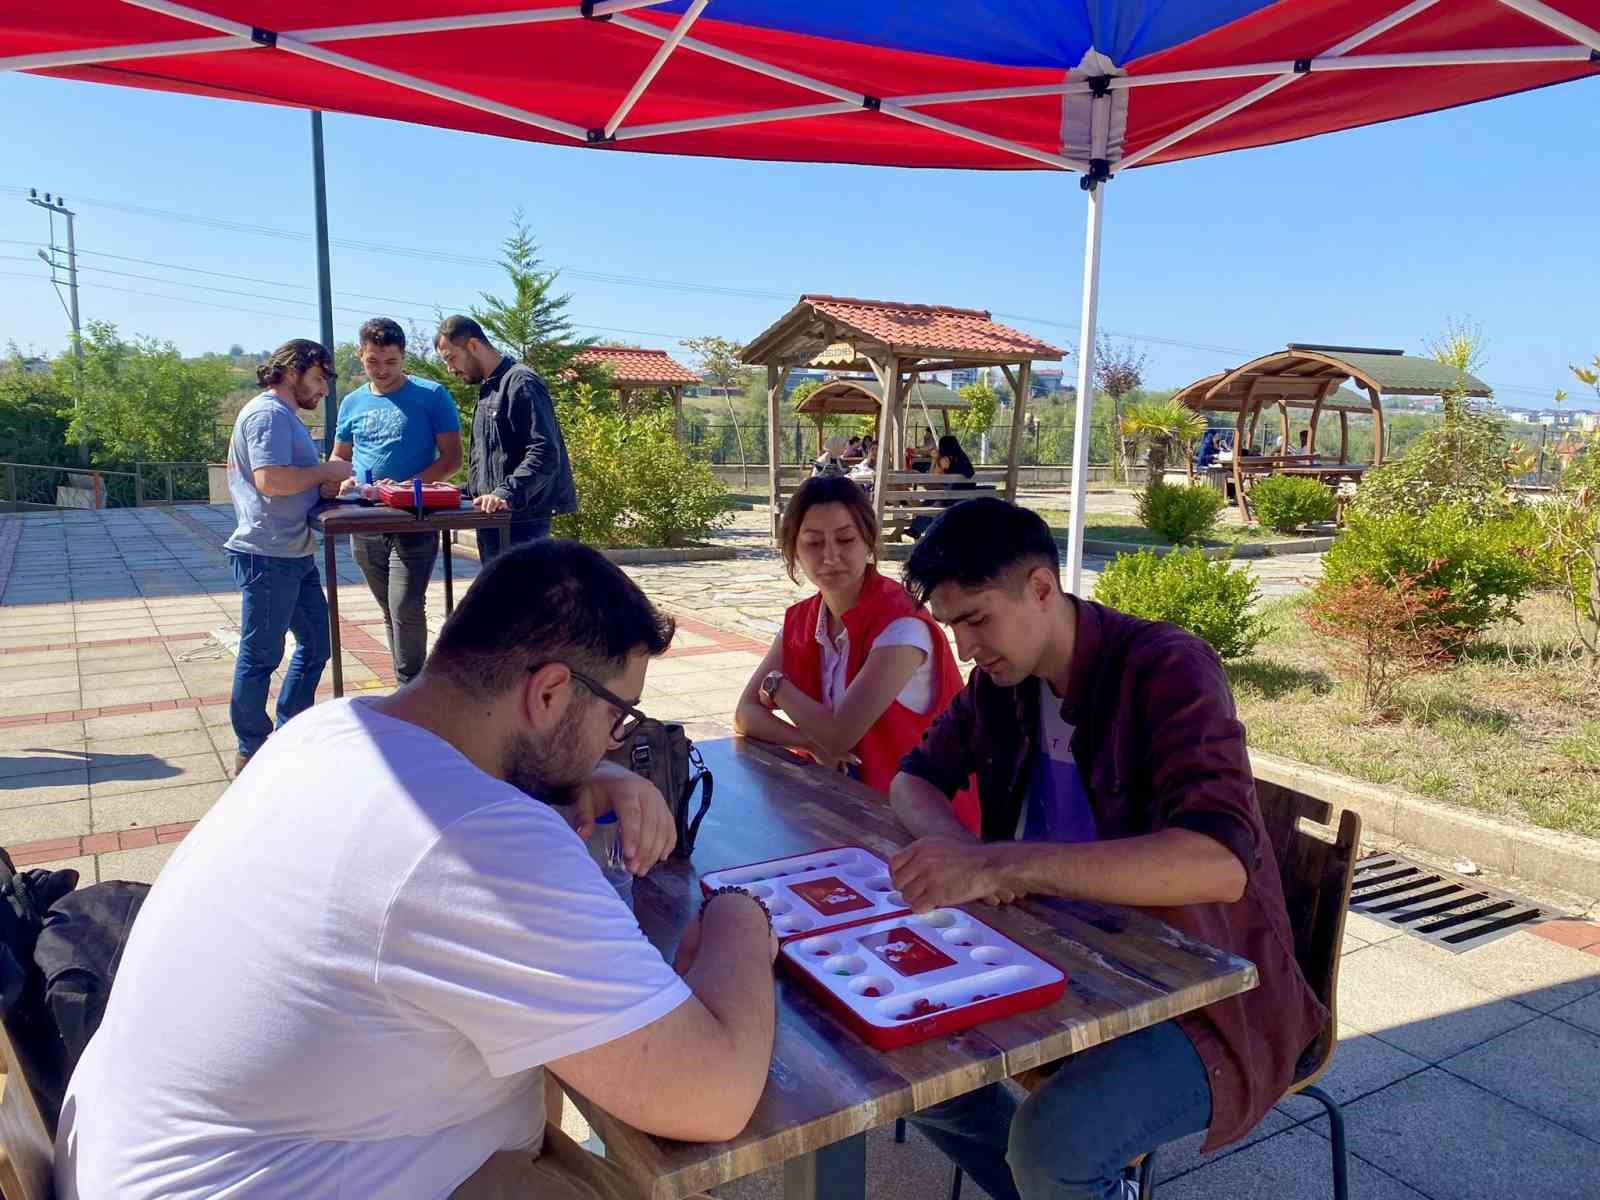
[800,295,1064,359]
[572,346,700,386]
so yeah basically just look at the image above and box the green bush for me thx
[1249,475,1337,533]
[1320,505,1534,639]
[1092,547,1266,659]
[1351,405,1512,523]
[553,400,732,548]
[1136,480,1225,544]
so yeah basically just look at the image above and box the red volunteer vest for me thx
[780,569,979,832]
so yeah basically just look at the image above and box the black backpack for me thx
[0,847,149,1125]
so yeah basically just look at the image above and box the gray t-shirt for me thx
[223,391,322,558]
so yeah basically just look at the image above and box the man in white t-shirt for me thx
[56,541,777,1200]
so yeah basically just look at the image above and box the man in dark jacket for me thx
[890,498,1324,1200]
[435,315,577,561]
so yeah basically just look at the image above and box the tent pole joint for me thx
[580,1,613,21]
[1080,158,1111,191]
[250,26,277,47]
[586,127,615,143]
[860,94,881,111]
[1293,58,1312,73]
[1086,74,1112,97]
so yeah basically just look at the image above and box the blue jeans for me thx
[475,514,552,563]
[227,551,331,759]
[910,1019,1212,1200]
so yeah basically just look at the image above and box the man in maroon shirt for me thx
[890,498,1324,1200]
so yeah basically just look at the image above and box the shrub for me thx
[1307,570,1469,713]
[1249,475,1337,533]
[1093,547,1266,659]
[1320,505,1534,640]
[553,400,732,548]
[1351,404,1513,523]
[1136,481,1225,545]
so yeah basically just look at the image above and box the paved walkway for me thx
[1,504,1594,1200]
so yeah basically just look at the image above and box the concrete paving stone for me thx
[33,855,98,885]
[0,798,91,843]
[1149,1106,1296,1184]
[1334,942,1540,1063]
[0,748,91,782]
[93,842,177,884]
[0,722,84,753]
[88,750,226,798]
[85,729,217,760]
[91,778,229,832]
[1374,928,1600,1014]
[197,703,232,728]
[1275,1025,1429,1121]
[0,658,83,685]
[81,682,191,709]
[1441,1015,1600,1142]
[1330,1068,1600,1200]
[1155,1126,1425,1200]
[0,634,73,651]
[77,652,181,678]
[0,671,79,699]
[82,706,206,741]
[0,692,82,718]
[0,648,77,669]
[1551,990,1600,1036]
[76,665,183,690]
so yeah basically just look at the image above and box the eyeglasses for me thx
[530,663,648,743]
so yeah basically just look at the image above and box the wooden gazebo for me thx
[571,345,700,440]
[1173,343,1492,518]
[743,295,1063,541]
[793,376,970,440]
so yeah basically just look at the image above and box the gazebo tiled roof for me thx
[572,346,700,387]
[743,295,1063,365]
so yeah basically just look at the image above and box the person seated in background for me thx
[842,435,865,465]
[887,499,1324,1200]
[813,434,850,478]
[734,477,974,828]
[1296,429,1312,456]
[58,541,777,1200]
[908,430,938,473]
[909,434,977,541]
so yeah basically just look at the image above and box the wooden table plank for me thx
[570,738,1257,1200]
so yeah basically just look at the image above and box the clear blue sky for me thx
[2,68,1596,409]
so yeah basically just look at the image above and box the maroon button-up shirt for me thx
[900,596,1326,1151]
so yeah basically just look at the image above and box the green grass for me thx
[1226,594,1600,839]
[1035,510,1306,548]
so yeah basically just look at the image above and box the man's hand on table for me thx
[890,838,1019,910]
[319,481,343,499]
[473,493,510,514]
[570,761,677,875]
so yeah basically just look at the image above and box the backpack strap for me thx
[675,744,713,858]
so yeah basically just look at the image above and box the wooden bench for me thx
[876,470,1003,542]
[0,1020,54,1200]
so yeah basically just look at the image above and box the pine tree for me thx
[473,210,598,387]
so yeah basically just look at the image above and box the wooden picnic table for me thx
[309,500,510,697]
[575,737,1259,1200]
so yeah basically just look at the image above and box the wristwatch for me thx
[759,668,785,709]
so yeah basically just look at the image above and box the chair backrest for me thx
[0,1021,53,1200]
[1253,778,1362,1086]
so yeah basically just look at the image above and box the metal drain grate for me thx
[1349,853,1554,953]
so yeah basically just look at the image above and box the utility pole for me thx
[311,111,338,456]
[28,188,89,465]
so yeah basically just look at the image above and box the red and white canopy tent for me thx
[6,0,1598,589]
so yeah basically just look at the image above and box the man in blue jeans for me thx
[433,315,576,561]
[888,499,1325,1200]
[332,317,462,684]
[223,339,352,773]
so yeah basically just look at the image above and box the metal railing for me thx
[0,460,215,510]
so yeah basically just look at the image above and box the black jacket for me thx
[470,356,578,519]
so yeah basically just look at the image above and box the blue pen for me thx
[413,476,424,516]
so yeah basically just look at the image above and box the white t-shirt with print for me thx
[814,607,935,714]
[56,698,691,1200]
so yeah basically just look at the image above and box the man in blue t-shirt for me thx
[332,318,462,684]
[224,339,352,773]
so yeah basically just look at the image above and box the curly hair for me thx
[256,339,333,388]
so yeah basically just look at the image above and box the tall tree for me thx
[1094,336,1147,480]
[473,210,596,385]
[683,335,754,477]
[66,322,229,463]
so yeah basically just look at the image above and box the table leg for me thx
[441,529,454,615]
[325,531,343,699]
[782,1133,865,1200]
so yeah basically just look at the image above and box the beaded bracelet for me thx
[703,885,774,931]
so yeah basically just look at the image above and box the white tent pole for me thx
[294,2,664,44]
[0,36,248,72]
[613,101,857,140]
[603,0,708,138]
[1495,0,1600,51]
[1066,180,1105,598]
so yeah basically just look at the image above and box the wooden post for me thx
[766,365,788,539]
[673,385,683,443]
[1339,410,1349,464]
[870,355,898,555]
[1279,400,1290,457]
[1367,386,1385,465]
[1232,402,1248,521]
[1001,362,1030,502]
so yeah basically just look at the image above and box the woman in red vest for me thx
[735,476,977,829]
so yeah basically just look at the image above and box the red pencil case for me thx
[376,481,461,509]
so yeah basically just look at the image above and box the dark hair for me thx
[256,339,332,387]
[436,314,490,347]
[359,317,406,351]
[902,496,1059,606]
[426,540,674,696]
[779,475,877,583]
[848,435,862,446]
[937,434,974,477]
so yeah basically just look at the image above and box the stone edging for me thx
[1079,536,1333,560]
[448,537,736,566]
[1250,750,1600,903]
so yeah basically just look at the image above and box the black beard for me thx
[500,701,591,801]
